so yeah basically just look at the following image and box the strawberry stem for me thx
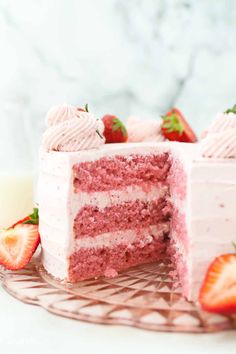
[96,129,103,140]
[225,104,236,114]
[85,104,89,112]
[24,208,39,225]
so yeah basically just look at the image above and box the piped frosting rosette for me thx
[201,107,236,158]
[126,116,165,143]
[43,104,105,152]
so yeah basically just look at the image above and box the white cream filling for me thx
[75,224,169,249]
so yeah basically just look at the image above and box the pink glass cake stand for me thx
[1,255,235,333]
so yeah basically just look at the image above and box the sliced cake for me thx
[38,104,236,301]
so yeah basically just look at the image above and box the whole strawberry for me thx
[102,115,128,143]
[161,108,197,143]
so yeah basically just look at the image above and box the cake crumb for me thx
[104,268,118,278]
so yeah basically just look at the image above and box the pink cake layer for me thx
[167,157,187,200]
[171,207,188,253]
[73,153,171,193]
[168,238,189,299]
[69,236,166,282]
[168,157,189,297]
[74,198,172,238]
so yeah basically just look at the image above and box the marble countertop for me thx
[0,286,235,354]
[1,0,236,168]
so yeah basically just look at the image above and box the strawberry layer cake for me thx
[38,104,236,301]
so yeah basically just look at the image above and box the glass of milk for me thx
[0,97,35,229]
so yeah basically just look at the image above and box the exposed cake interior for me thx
[70,152,188,294]
[73,153,170,192]
[167,157,189,297]
[74,199,172,238]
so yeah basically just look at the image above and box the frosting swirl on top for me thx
[126,116,165,143]
[46,103,77,127]
[201,112,236,158]
[43,104,105,152]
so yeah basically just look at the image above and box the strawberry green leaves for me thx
[161,108,197,143]
[24,208,39,225]
[161,114,184,134]
[112,118,128,138]
[225,104,236,114]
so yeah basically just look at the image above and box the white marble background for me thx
[0,0,236,168]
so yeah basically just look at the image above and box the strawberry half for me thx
[102,115,128,143]
[161,108,197,143]
[0,224,40,270]
[199,254,236,315]
[0,208,40,270]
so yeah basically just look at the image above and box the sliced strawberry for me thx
[161,108,197,143]
[0,224,40,270]
[199,254,236,315]
[102,115,128,143]
[11,216,30,228]
[11,208,39,228]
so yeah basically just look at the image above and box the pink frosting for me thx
[46,103,77,126]
[201,112,236,158]
[126,116,165,143]
[43,104,105,152]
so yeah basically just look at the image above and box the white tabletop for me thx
[0,287,235,354]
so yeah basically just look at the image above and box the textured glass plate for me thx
[1,257,236,333]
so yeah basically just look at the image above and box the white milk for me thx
[0,173,34,229]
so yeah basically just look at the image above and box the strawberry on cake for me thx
[38,104,236,302]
